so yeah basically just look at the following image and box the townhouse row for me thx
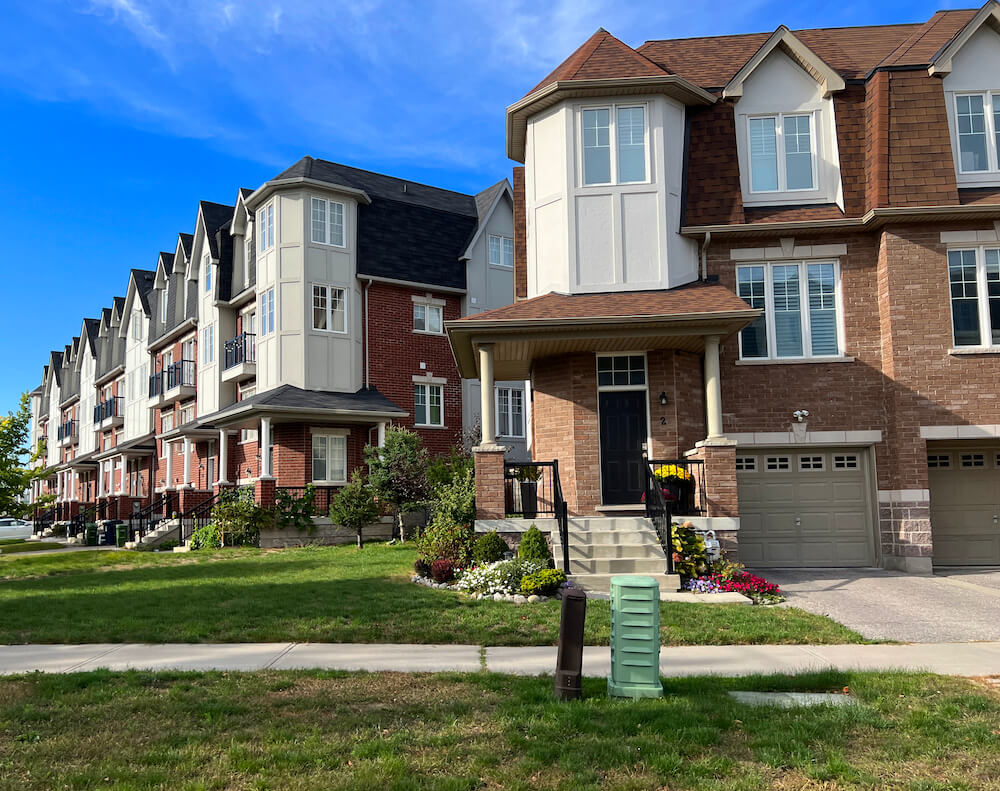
[30,157,525,527]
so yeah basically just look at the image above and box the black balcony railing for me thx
[95,396,124,423]
[149,371,164,399]
[166,360,196,391]
[57,420,78,442]
[223,333,257,370]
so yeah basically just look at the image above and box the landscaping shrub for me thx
[364,426,431,540]
[430,558,457,583]
[671,521,708,579]
[472,530,507,564]
[429,468,476,530]
[274,485,316,532]
[417,521,474,566]
[520,568,566,596]
[425,446,474,490]
[413,558,430,577]
[211,487,267,547]
[329,472,379,548]
[517,525,553,568]
[455,558,547,595]
[190,524,222,550]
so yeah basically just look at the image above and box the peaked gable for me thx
[722,26,845,99]
[928,1,1000,76]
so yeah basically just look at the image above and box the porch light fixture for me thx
[658,392,668,406]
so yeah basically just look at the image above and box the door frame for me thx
[595,352,652,507]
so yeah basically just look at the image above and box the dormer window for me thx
[748,113,815,193]
[954,93,1000,174]
[581,104,647,186]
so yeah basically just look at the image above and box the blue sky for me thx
[0,0,958,414]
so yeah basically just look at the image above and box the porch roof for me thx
[93,433,156,461]
[446,283,758,380]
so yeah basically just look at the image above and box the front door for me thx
[599,390,648,505]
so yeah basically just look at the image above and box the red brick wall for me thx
[367,281,463,456]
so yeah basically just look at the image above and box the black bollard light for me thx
[554,587,587,700]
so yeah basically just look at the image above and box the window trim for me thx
[595,353,648,392]
[953,92,1000,175]
[258,288,276,337]
[488,234,514,269]
[496,386,525,439]
[946,245,1000,350]
[258,201,275,253]
[201,324,215,365]
[311,430,348,485]
[413,301,444,335]
[736,259,845,362]
[578,102,651,188]
[746,111,819,195]
[413,382,445,428]
[310,196,347,248]
[203,253,212,293]
[311,284,348,334]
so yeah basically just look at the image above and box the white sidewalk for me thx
[1,641,999,677]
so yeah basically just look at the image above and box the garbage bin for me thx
[115,523,128,548]
[85,523,98,547]
[103,522,115,546]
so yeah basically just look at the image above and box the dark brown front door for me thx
[599,390,647,505]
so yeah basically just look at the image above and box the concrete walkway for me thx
[2,641,999,677]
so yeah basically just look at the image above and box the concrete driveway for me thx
[757,568,1000,643]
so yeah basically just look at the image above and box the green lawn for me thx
[0,544,864,646]
[1,669,997,790]
[0,540,64,554]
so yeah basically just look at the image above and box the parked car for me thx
[0,518,33,540]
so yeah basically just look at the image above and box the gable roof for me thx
[82,318,100,357]
[722,26,846,99]
[130,269,156,314]
[199,200,235,261]
[927,1,1000,75]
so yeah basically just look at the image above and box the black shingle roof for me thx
[82,318,100,356]
[130,269,156,314]
[206,384,406,424]
[200,201,234,261]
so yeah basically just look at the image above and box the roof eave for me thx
[927,1,1000,77]
[245,177,372,211]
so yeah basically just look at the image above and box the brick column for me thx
[687,439,739,557]
[255,478,276,507]
[473,446,506,520]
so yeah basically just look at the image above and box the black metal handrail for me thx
[149,371,164,398]
[645,458,706,516]
[166,360,196,390]
[95,396,124,422]
[128,491,175,543]
[504,460,569,573]
[223,333,257,370]
[181,490,224,544]
[57,420,78,441]
[276,485,338,515]
[34,505,55,535]
[552,460,569,574]
[643,454,675,574]
[69,501,97,533]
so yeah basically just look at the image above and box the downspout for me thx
[700,231,712,281]
[363,278,372,389]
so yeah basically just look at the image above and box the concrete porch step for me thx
[567,556,668,575]
[552,542,664,560]
[557,529,662,546]
[570,572,683,596]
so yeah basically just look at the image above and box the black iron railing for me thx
[181,490,224,544]
[34,506,55,535]
[57,420,78,442]
[276,485,339,515]
[643,455,675,574]
[69,501,97,534]
[128,491,176,543]
[223,333,256,370]
[504,460,569,573]
[95,396,124,423]
[166,360,196,390]
[149,371,164,398]
[645,458,705,516]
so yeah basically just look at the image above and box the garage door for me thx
[929,447,1000,566]
[737,448,876,567]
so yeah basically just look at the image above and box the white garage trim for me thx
[921,425,1000,439]
[725,430,882,446]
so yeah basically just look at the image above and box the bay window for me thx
[312,432,347,483]
[312,285,347,333]
[496,387,524,438]
[748,113,815,193]
[737,261,842,360]
[948,247,1000,347]
[414,383,443,427]
[258,288,275,336]
[581,104,647,186]
[311,197,345,247]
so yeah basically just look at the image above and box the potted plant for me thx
[516,465,541,519]
[652,464,694,513]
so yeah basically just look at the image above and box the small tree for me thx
[0,393,48,518]
[363,425,431,540]
[329,471,379,549]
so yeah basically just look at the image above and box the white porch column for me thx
[165,442,174,489]
[377,421,387,448]
[182,438,193,488]
[704,335,723,439]
[260,417,273,480]
[97,462,105,497]
[70,471,77,501]
[478,344,496,446]
[217,429,230,485]
[118,456,126,495]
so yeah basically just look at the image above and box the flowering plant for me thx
[455,558,548,595]
[652,464,693,483]
[685,569,784,604]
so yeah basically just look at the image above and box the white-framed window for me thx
[413,302,443,334]
[737,261,842,360]
[203,253,212,292]
[496,387,524,438]
[414,383,443,427]
[488,234,514,268]
[242,308,256,336]
[132,310,143,340]
[799,455,824,471]
[180,402,195,425]
[312,285,347,333]
[160,410,174,433]
[311,432,347,483]
[833,454,859,470]
[258,202,274,252]
[159,290,168,325]
[947,247,1000,348]
[766,456,790,471]
[581,104,648,186]
[960,452,986,468]
[927,454,951,469]
[239,428,258,444]
[311,197,345,247]
[748,113,816,193]
[953,93,1000,174]
[201,325,214,364]
[735,456,756,472]
[258,288,276,336]
[244,221,253,280]
[182,339,194,363]
[596,354,646,388]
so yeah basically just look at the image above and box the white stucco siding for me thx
[47,385,60,466]
[78,352,97,455]
[733,49,844,209]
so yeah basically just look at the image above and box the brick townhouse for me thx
[29,157,521,533]
[451,1,1000,576]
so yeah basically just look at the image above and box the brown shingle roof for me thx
[527,28,671,97]
[458,283,752,323]
[879,9,978,66]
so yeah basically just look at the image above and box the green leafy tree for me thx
[0,393,47,518]
[329,471,379,549]
[363,425,431,540]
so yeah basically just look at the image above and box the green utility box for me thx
[115,523,128,548]
[85,523,99,547]
[607,575,663,699]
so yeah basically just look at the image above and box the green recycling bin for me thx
[115,524,128,548]
[85,524,99,547]
[607,575,663,699]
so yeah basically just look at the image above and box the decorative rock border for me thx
[411,574,567,603]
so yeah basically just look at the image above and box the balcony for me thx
[221,333,257,383]
[95,396,124,429]
[149,360,196,407]
[57,420,78,446]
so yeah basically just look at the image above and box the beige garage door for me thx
[737,448,876,568]
[929,447,1000,566]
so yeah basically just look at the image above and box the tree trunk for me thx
[356,528,364,549]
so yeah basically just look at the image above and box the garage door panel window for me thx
[960,453,986,468]
[736,456,756,472]
[766,456,790,471]
[799,455,824,471]
[928,454,951,469]
[833,454,859,469]
[737,261,842,360]
[948,247,1000,347]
